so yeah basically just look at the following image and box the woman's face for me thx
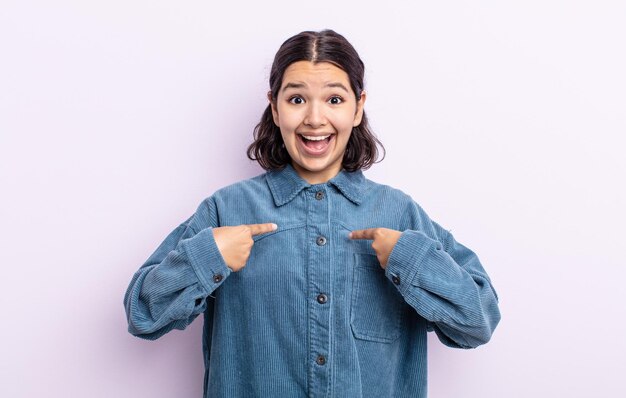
[270,61,366,184]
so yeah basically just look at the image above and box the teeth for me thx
[301,134,331,141]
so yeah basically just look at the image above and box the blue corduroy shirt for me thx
[124,163,501,397]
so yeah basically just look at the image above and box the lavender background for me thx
[1,1,625,397]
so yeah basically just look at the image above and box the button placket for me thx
[306,186,331,394]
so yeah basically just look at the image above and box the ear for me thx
[353,90,367,127]
[268,91,279,126]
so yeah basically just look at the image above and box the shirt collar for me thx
[266,163,367,207]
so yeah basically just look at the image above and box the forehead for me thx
[282,61,351,88]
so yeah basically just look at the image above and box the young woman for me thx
[124,29,501,397]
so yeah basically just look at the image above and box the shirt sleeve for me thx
[123,196,232,340]
[384,200,501,349]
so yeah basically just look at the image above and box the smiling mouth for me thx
[297,133,335,153]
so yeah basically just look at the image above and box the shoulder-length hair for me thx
[246,29,385,172]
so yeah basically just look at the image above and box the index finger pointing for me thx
[246,223,278,236]
[349,228,376,240]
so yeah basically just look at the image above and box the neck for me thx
[291,163,341,184]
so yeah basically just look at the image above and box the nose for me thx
[303,102,327,128]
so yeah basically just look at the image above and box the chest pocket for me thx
[350,253,406,343]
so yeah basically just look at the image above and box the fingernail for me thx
[348,232,352,239]
[272,223,278,230]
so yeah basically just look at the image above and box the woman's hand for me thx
[213,223,277,272]
[349,228,402,269]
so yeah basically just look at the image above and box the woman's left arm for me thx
[350,201,501,349]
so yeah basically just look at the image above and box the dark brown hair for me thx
[246,29,385,171]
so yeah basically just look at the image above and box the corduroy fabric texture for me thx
[124,163,501,397]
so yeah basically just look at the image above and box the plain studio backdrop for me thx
[1,1,624,397]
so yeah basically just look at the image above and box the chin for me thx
[297,158,333,171]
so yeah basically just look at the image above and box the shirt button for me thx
[316,293,328,304]
[213,274,223,283]
[316,236,327,246]
[316,355,326,366]
[392,274,401,285]
[315,191,325,200]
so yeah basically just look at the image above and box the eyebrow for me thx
[282,81,350,93]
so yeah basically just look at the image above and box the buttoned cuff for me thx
[179,227,232,294]
[385,230,443,296]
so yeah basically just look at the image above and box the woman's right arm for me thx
[123,198,232,340]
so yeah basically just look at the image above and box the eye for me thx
[329,96,343,105]
[289,96,304,105]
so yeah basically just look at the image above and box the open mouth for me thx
[297,134,334,154]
